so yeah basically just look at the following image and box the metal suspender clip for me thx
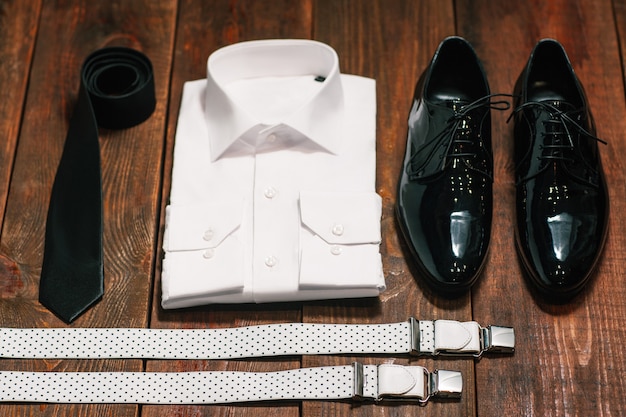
[376,367,463,404]
[425,369,464,402]
[351,362,462,404]
[409,317,515,357]
[479,325,515,356]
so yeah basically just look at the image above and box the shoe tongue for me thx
[444,99,470,112]
[542,99,577,112]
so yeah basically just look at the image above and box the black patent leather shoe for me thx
[512,39,609,300]
[396,36,499,294]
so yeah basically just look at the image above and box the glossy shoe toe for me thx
[397,170,490,293]
[515,169,609,299]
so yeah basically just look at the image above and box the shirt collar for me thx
[204,39,344,161]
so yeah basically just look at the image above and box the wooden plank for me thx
[144,1,313,416]
[0,0,41,229]
[0,0,177,415]
[303,1,477,416]
[458,0,626,415]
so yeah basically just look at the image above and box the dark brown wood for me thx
[2,0,626,416]
[458,0,626,415]
[0,0,41,227]
[0,0,177,415]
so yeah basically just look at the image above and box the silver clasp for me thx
[408,316,420,356]
[479,325,515,356]
[426,369,463,402]
[352,362,365,400]
[418,368,463,404]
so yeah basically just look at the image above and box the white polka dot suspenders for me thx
[0,318,514,359]
[0,318,514,405]
[0,364,463,404]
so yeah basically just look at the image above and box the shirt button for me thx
[264,187,278,199]
[332,223,344,236]
[266,133,277,143]
[330,245,343,256]
[203,249,215,259]
[264,256,278,268]
[202,228,214,241]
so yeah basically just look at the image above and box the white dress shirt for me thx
[162,39,384,308]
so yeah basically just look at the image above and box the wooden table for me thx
[1,0,625,415]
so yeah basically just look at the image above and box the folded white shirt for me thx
[162,39,385,308]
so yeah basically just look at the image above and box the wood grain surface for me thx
[1,0,625,416]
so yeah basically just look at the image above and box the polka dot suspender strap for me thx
[0,318,514,359]
[0,363,463,404]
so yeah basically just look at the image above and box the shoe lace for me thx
[508,100,607,182]
[407,94,511,181]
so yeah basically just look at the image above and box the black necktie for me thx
[39,47,156,323]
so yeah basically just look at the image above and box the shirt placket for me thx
[251,128,299,300]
